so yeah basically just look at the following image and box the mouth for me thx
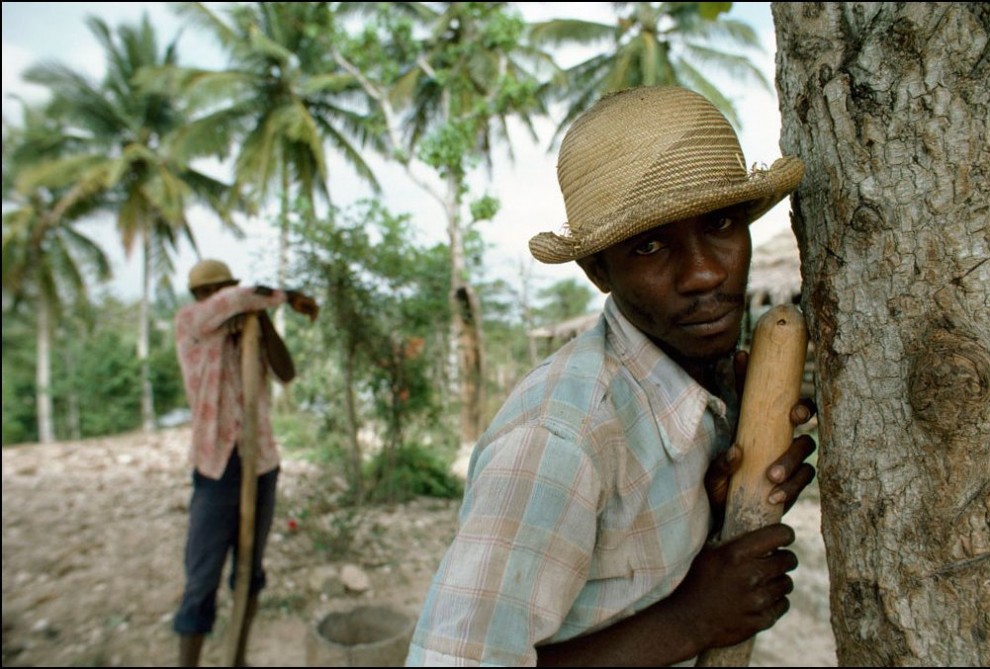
[677,306,741,337]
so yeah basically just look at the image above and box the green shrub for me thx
[365,442,463,504]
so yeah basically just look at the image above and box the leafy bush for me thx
[272,410,326,458]
[364,442,463,504]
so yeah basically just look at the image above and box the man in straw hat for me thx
[406,86,817,666]
[172,258,318,666]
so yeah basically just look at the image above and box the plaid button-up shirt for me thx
[406,296,737,666]
[175,285,286,480]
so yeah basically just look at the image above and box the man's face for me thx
[192,281,236,302]
[578,208,752,368]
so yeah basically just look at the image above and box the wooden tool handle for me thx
[695,303,809,667]
[723,303,809,538]
[226,313,261,667]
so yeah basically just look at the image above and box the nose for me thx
[674,235,728,295]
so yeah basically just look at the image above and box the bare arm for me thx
[258,310,295,384]
[183,286,286,339]
[536,522,798,667]
[251,286,318,383]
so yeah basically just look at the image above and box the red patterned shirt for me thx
[175,285,287,479]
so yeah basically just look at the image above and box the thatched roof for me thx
[529,312,600,340]
[748,228,803,306]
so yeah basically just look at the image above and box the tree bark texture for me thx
[139,233,156,433]
[36,294,54,444]
[447,175,486,447]
[773,3,989,666]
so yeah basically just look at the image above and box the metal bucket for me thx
[306,604,415,667]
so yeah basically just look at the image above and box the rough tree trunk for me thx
[446,174,486,447]
[139,233,155,434]
[773,3,989,666]
[36,292,54,444]
[272,165,291,409]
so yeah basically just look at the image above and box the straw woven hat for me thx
[188,259,238,290]
[529,86,805,264]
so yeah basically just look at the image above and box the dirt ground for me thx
[2,426,837,667]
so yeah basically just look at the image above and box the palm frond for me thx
[528,19,614,48]
[170,2,241,55]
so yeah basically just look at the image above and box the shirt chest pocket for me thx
[586,524,669,583]
[586,492,710,586]
[579,529,681,625]
[587,542,644,581]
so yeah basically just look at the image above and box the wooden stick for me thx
[225,313,261,667]
[695,304,809,667]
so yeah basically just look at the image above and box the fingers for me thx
[732,528,797,628]
[755,580,793,630]
[730,523,796,558]
[678,525,799,647]
[289,294,320,321]
[769,462,817,508]
[722,525,799,629]
[768,434,816,484]
[766,434,817,506]
[226,313,246,335]
[704,444,742,519]
[790,397,817,425]
[752,567,795,630]
[713,444,742,481]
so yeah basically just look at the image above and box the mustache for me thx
[672,293,745,323]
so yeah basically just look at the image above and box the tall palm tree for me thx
[23,14,242,433]
[529,1,768,143]
[333,1,552,444]
[2,102,112,443]
[164,3,382,340]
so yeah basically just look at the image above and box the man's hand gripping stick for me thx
[696,303,810,667]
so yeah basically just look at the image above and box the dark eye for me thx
[708,214,740,233]
[633,239,666,256]
[711,216,735,232]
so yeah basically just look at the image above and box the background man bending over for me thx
[172,258,318,667]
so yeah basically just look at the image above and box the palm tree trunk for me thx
[139,233,155,433]
[272,165,291,408]
[343,341,364,504]
[62,343,81,440]
[36,293,55,444]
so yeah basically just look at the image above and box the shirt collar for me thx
[602,296,734,458]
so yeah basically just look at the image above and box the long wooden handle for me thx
[225,313,261,667]
[695,303,809,667]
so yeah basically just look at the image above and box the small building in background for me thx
[744,228,816,399]
[744,227,804,343]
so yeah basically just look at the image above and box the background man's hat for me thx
[529,86,805,264]
[187,259,238,290]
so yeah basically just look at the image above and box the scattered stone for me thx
[340,564,371,593]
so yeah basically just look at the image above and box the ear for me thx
[577,255,612,294]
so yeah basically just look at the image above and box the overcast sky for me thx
[2,2,792,303]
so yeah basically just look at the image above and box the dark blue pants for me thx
[173,450,279,635]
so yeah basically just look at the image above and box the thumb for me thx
[706,444,741,509]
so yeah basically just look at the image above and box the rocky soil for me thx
[2,426,836,667]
